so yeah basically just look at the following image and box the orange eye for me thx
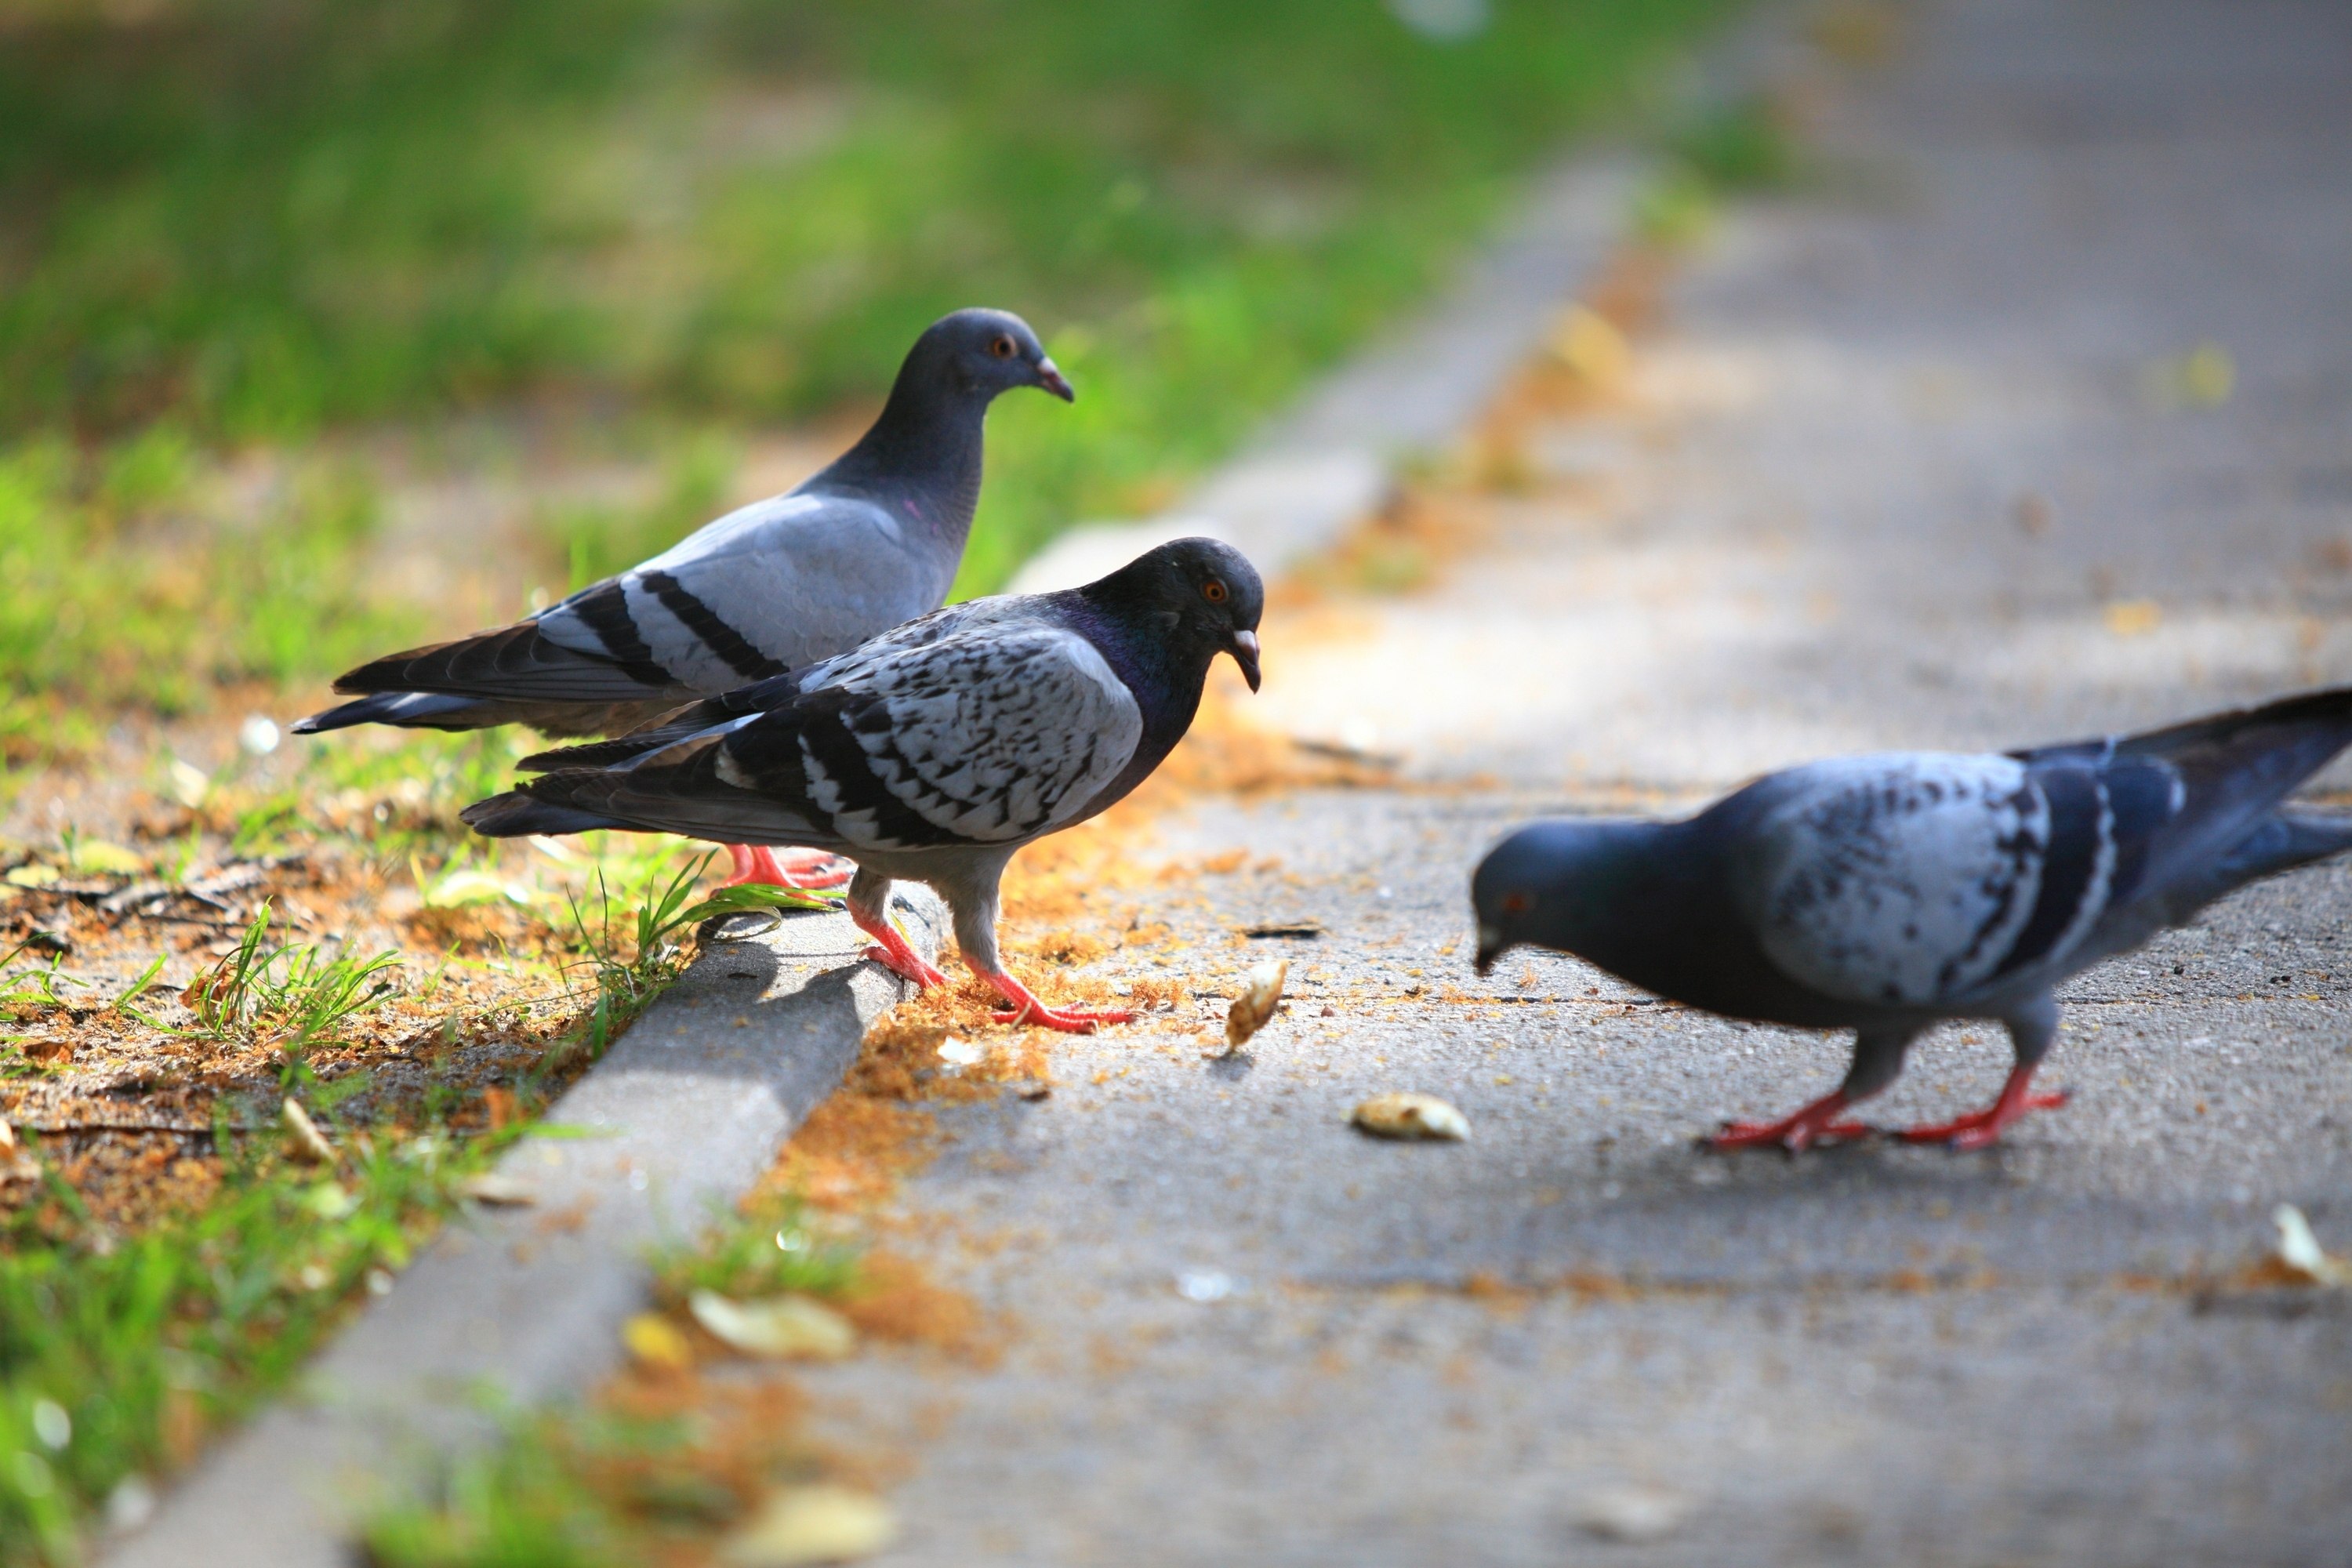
[989,336,1017,359]
[1203,579,1228,604]
[1500,892,1532,914]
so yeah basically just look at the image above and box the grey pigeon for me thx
[292,307,1072,888]
[1472,688,2352,1150]
[462,538,1264,1032]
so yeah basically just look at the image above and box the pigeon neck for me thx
[1062,597,1213,793]
[1543,822,1710,977]
[819,376,989,540]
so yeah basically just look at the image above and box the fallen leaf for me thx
[720,1484,898,1566]
[66,839,147,877]
[1548,303,1631,388]
[457,1173,537,1207]
[688,1289,857,1361]
[1577,1483,1691,1543]
[281,1098,334,1165]
[2272,1203,2352,1287]
[623,1312,695,1371]
[2102,599,2161,638]
[1225,960,1288,1052]
[1351,1092,1471,1142]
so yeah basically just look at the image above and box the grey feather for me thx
[1472,685,2352,1147]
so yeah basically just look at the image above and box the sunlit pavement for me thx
[797,4,2352,1562]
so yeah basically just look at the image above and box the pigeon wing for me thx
[535,491,956,694]
[481,621,1144,853]
[1733,753,2056,1008]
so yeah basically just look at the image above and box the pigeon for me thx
[461,537,1265,1032]
[293,307,1074,890]
[1472,688,2352,1151]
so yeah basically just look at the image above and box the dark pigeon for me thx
[463,538,1265,1032]
[292,307,1072,889]
[1471,688,2352,1150]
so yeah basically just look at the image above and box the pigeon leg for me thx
[1708,1025,1918,1152]
[926,856,1131,1030]
[978,967,1134,1033]
[844,867,947,989]
[1896,998,2065,1151]
[717,843,854,891]
[1894,1066,2068,1151]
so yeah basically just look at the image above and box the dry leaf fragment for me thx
[0,1118,14,1153]
[1351,1092,1471,1142]
[1224,960,1288,1052]
[1548,304,1631,388]
[720,1484,898,1566]
[1577,1483,1692,1543]
[622,1312,695,1371]
[281,1098,334,1165]
[457,1173,537,1207]
[688,1289,857,1361]
[2272,1203,2352,1287]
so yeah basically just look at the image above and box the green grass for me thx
[0,1125,499,1565]
[2,0,1735,640]
[0,840,811,1564]
[0,432,419,758]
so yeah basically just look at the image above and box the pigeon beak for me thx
[1036,358,1076,402]
[1473,924,1507,977]
[1227,628,1261,691]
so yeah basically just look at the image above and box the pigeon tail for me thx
[2184,808,2352,906]
[459,792,626,839]
[292,691,485,735]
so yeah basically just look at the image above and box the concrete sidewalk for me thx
[798,2,2352,1563]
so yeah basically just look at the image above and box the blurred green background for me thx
[0,0,1726,754]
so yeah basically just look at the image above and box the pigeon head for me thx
[916,307,1074,404]
[1083,536,1265,692]
[1471,818,1651,975]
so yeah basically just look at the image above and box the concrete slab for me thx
[795,2,2352,1562]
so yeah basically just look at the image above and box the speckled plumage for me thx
[1473,688,2352,1149]
[463,537,1265,1032]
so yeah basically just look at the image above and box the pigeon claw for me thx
[1896,1068,2067,1151]
[1705,1091,1870,1154]
[980,970,1132,1034]
[718,844,854,891]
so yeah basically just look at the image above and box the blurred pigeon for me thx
[293,307,1073,889]
[1472,688,2352,1150]
[463,538,1264,1032]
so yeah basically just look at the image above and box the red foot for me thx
[980,968,1132,1034]
[848,901,949,989]
[1896,1067,2067,1151]
[1706,1090,1871,1153]
[720,843,852,892]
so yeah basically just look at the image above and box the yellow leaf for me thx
[720,1485,898,1566]
[622,1312,695,1371]
[688,1290,856,1361]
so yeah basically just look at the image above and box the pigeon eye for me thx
[1202,579,1228,604]
[989,336,1017,359]
[1500,892,1532,915]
